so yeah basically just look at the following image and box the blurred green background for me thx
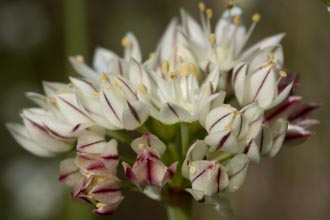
[0,0,329,219]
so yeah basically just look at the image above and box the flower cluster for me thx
[7,2,319,216]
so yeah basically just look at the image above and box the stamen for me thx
[105,85,111,91]
[50,98,57,105]
[169,72,177,80]
[100,73,108,80]
[149,52,155,59]
[188,63,198,75]
[138,143,146,150]
[233,16,240,24]
[179,63,188,76]
[75,55,84,62]
[93,92,100,98]
[198,2,206,11]
[121,36,130,48]
[252,13,261,23]
[279,70,287,78]
[225,104,232,108]
[209,33,217,46]
[227,0,234,9]
[96,203,106,208]
[190,166,196,175]
[206,8,213,19]
[114,80,122,89]
[68,83,75,88]
[138,83,148,95]
[85,173,92,179]
[161,60,169,74]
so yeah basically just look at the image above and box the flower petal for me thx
[122,100,149,130]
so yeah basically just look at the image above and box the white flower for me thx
[122,133,178,200]
[232,61,293,110]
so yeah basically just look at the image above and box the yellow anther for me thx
[198,2,206,11]
[58,90,67,94]
[96,203,106,208]
[188,63,198,75]
[114,80,122,89]
[100,73,108,81]
[93,92,100,98]
[105,85,111,91]
[225,124,232,130]
[190,166,196,175]
[225,104,232,108]
[138,143,145,150]
[209,33,217,46]
[149,52,155,59]
[252,13,261,22]
[68,83,75,88]
[161,60,169,74]
[169,72,177,80]
[226,111,238,130]
[42,97,48,103]
[85,173,92,179]
[268,53,275,62]
[227,0,234,9]
[279,70,287,78]
[50,98,57,105]
[179,63,188,76]
[138,83,148,95]
[121,36,130,48]
[206,8,213,19]
[233,16,241,24]
[75,55,84,62]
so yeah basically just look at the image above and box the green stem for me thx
[106,130,133,145]
[166,205,192,220]
[180,123,190,158]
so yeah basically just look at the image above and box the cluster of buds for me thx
[7,1,319,216]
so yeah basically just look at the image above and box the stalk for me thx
[106,130,133,145]
[163,188,193,220]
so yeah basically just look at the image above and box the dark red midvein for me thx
[237,115,243,139]
[72,124,81,132]
[192,167,210,183]
[75,78,97,91]
[216,131,231,150]
[288,103,320,122]
[79,140,105,149]
[252,67,272,102]
[167,103,180,119]
[228,163,248,179]
[87,163,105,171]
[101,155,119,160]
[249,114,263,126]
[209,82,214,94]
[208,112,232,133]
[117,77,138,100]
[127,101,141,123]
[44,125,75,140]
[44,83,59,92]
[216,168,222,193]
[147,159,153,184]
[58,97,93,121]
[285,131,312,140]
[92,188,120,194]
[148,151,160,160]
[58,169,80,181]
[103,92,121,123]
[259,129,264,153]
[232,63,245,84]
[118,60,123,75]
[265,97,301,122]
[206,61,211,73]
[243,140,253,154]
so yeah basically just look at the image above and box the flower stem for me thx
[166,204,192,220]
[180,123,190,158]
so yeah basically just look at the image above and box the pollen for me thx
[68,83,75,88]
[198,2,205,11]
[75,55,84,62]
[50,98,57,105]
[188,63,198,75]
[138,143,146,150]
[93,92,100,98]
[139,83,148,95]
[169,72,177,80]
[121,36,131,48]
[206,8,213,19]
[233,16,241,24]
[161,60,169,74]
[96,203,106,208]
[190,166,196,175]
[225,104,232,108]
[149,52,155,59]
[227,0,234,9]
[279,70,287,78]
[100,73,108,80]
[179,63,188,76]
[209,33,216,46]
[114,80,122,89]
[252,13,261,22]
